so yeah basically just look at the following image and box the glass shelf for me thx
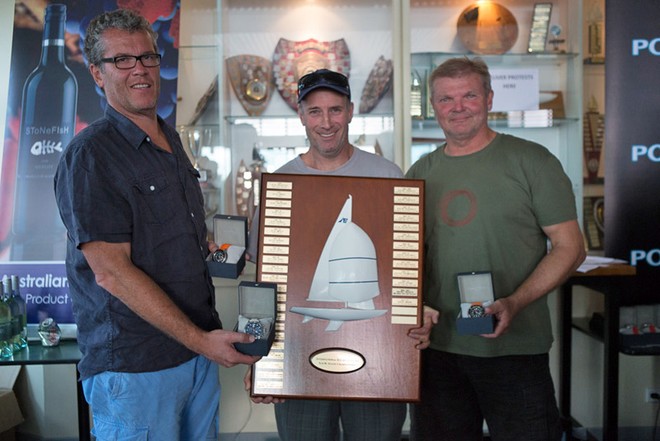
[412,117,579,131]
[226,114,395,139]
[226,113,394,123]
[412,52,580,66]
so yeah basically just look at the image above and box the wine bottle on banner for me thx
[12,3,78,261]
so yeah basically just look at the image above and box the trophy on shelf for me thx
[235,145,266,228]
[548,24,565,52]
[410,69,423,119]
[527,3,552,53]
[583,95,605,184]
[179,126,213,182]
[178,126,218,219]
[586,0,605,63]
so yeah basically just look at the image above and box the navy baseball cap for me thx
[297,69,351,103]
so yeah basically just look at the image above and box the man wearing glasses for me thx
[245,69,439,441]
[54,9,258,440]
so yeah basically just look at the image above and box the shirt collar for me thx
[105,105,167,150]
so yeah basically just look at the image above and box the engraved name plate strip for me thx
[390,186,422,326]
[253,181,293,391]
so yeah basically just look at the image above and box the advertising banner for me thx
[0,1,181,333]
[604,0,660,303]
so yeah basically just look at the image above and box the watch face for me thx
[468,304,485,318]
[244,319,264,339]
[212,249,227,263]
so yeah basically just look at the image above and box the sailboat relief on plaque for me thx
[290,195,387,331]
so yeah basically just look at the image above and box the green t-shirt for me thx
[406,133,577,357]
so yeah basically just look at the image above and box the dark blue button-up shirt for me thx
[55,106,221,379]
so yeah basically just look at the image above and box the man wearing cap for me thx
[245,69,439,441]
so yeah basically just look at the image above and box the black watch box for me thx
[207,214,247,279]
[234,281,278,356]
[456,271,496,335]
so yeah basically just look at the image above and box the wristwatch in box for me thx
[212,243,231,263]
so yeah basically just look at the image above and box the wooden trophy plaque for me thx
[252,174,424,401]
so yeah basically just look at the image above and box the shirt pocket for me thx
[133,174,179,224]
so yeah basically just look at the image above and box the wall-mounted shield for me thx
[226,54,273,116]
[272,38,351,112]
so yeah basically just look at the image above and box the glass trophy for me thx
[179,126,212,182]
[178,126,218,219]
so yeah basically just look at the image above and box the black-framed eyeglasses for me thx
[297,69,351,102]
[100,53,162,70]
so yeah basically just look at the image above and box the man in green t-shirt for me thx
[406,57,586,441]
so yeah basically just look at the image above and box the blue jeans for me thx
[82,355,220,441]
[410,350,561,441]
[275,399,406,441]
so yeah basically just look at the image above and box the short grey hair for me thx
[428,57,492,99]
[84,9,158,68]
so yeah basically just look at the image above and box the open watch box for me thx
[207,214,247,279]
[456,271,496,335]
[234,281,277,356]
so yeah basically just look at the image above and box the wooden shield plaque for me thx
[359,55,393,114]
[252,174,424,401]
[226,55,273,116]
[271,38,351,112]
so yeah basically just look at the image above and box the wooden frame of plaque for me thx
[252,174,424,401]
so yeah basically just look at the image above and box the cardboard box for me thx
[456,271,496,335]
[207,215,247,279]
[234,281,277,356]
[0,366,24,439]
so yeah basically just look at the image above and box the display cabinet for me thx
[177,0,400,228]
[177,0,585,230]
[405,0,584,218]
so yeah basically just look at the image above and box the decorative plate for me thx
[272,38,351,112]
[359,56,393,114]
[457,2,518,55]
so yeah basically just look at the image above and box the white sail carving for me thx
[291,195,387,331]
